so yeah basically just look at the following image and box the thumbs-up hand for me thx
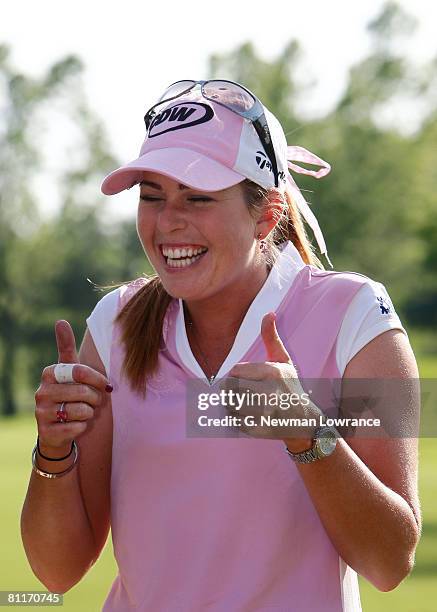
[34,320,112,459]
[224,313,322,448]
[56,319,80,365]
[229,312,296,378]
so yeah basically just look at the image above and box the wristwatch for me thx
[284,425,338,464]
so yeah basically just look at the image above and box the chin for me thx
[158,279,205,301]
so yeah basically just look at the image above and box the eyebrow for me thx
[139,180,188,191]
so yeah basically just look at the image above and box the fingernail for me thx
[105,384,113,393]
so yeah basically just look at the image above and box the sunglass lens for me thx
[203,81,255,112]
[158,80,196,102]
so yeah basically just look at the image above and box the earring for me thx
[257,232,267,253]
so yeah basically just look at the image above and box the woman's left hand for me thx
[225,312,322,448]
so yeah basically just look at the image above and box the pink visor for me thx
[101,93,333,265]
[101,97,249,195]
[101,147,246,195]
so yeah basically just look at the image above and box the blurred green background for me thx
[1,1,436,610]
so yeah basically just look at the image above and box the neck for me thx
[183,262,270,345]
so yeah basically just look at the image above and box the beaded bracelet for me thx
[37,436,74,461]
[32,441,79,479]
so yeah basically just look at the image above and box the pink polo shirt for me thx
[86,241,407,611]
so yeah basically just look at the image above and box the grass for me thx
[358,438,437,611]
[0,413,117,611]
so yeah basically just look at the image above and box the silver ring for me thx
[54,363,75,384]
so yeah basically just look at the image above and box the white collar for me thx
[175,241,306,383]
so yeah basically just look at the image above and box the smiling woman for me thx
[21,79,421,612]
[137,173,275,297]
[139,179,211,268]
[118,168,317,392]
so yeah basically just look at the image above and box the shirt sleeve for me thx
[336,280,408,377]
[85,286,126,377]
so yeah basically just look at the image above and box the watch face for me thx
[317,429,337,456]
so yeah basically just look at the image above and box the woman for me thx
[21,80,421,611]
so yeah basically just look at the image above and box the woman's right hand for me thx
[34,320,112,458]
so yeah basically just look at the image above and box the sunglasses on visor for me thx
[143,79,280,188]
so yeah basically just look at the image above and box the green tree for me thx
[0,46,119,416]
[208,2,437,324]
[0,46,83,416]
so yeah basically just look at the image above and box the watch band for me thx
[284,425,337,464]
[284,442,320,464]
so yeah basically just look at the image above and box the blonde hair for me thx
[98,179,323,397]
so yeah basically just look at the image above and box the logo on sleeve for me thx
[148,102,214,137]
[377,296,391,314]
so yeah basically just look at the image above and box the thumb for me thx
[261,313,291,363]
[55,320,79,364]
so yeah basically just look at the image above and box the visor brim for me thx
[101,148,246,195]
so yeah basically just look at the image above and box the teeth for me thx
[162,246,207,259]
[166,253,204,268]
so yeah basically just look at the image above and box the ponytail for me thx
[115,277,172,397]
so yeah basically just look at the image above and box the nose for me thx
[156,200,188,234]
